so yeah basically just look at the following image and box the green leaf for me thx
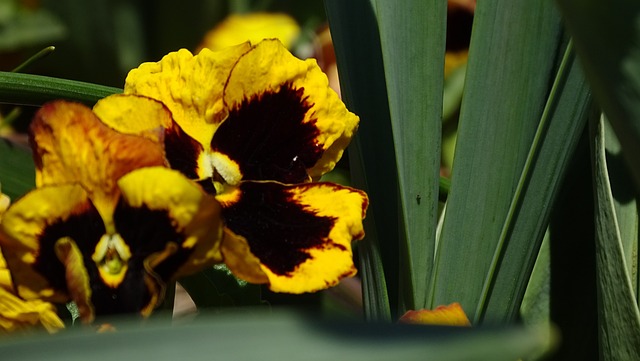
[520,231,550,327]
[555,0,640,191]
[430,0,568,321]
[325,0,399,318]
[0,72,120,107]
[0,138,34,200]
[590,114,640,360]
[356,206,392,322]
[0,312,556,361]
[372,0,445,311]
[603,118,639,296]
[475,43,591,323]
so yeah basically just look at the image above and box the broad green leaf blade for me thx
[0,312,556,361]
[325,0,399,318]
[0,138,34,200]
[476,43,591,322]
[603,118,639,295]
[372,0,445,310]
[430,0,565,321]
[590,114,640,360]
[555,0,640,191]
[0,72,120,106]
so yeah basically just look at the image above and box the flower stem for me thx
[12,46,57,73]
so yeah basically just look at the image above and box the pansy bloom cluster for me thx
[0,39,367,330]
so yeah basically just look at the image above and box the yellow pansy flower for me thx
[199,13,300,52]
[0,99,223,323]
[111,39,367,294]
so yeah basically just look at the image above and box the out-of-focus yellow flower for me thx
[198,13,300,52]
[0,248,64,334]
[399,303,471,326]
[0,98,223,323]
[117,39,368,294]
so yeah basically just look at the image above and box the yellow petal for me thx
[30,101,166,227]
[199,13,300,51]
[0,191,9,222]
[117,167,224,277]
[0,189,9,292]
[217,181,367,293]
[0,286,64,334]
[93,94,172,143]
[55,237,94,323]
[215,39,359,184]
[220,228,269,284]
[0,248,13,292]
[399,303,471,326]
[124,43,251,147]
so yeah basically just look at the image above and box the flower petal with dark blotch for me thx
[94,94,212,180]
[0,184,99,319]
[212,39,359,185]
[211,82,322,185]
[217,180,367,293]
[163,121,209,180]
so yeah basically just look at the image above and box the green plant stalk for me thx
[0,71,121,107]
[12,46,56,73]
